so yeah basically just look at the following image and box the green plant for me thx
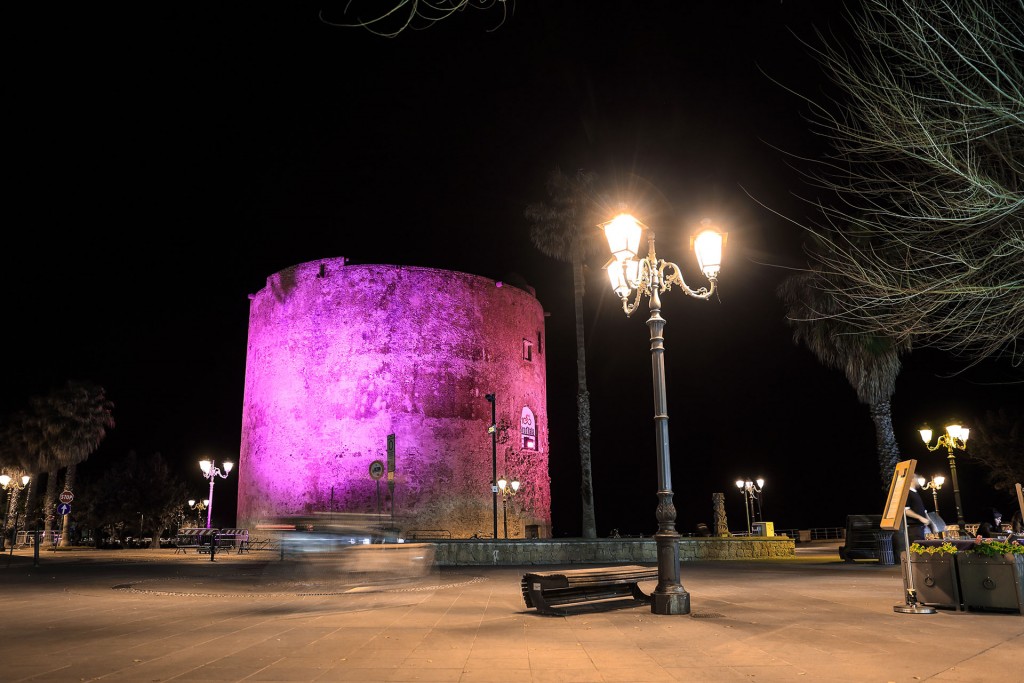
[969,538,1024,557]
[910,542,959,555]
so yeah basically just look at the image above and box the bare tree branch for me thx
[786,0,1024,370]
[320,0,511,38]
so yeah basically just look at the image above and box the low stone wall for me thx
[430,536,795,566]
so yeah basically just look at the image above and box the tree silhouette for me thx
[779,270,911,486]
[781,0,1023,370]
[31,381,115,544]
[526,167,605,537]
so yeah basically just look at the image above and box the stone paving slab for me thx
[0,544,1021,682]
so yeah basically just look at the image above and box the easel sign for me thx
[881,459,918,531]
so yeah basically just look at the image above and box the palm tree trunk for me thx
[59,463,77,547]
[3,489,15,533]
[22,477,38,531]
[572,257,597,538]
[44,470,59,534]
[869,400,901,488]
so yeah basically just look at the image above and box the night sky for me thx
[7,2,1020,535]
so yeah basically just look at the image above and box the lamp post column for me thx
[486,394,497,540]
[205,477,216,530]
[646,286,689,615]
[502,496,509,539]
[946,449,965,529]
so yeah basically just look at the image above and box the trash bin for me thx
[875,531,895,565]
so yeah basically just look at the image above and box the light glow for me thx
[692,222,724,279]
[603,213,643,262]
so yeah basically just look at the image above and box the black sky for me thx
[6,2,1019,535]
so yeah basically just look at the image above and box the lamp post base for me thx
[894,603,937,614]
[652,533,690,615]
[894,589,936,614]
[652,588,691,615]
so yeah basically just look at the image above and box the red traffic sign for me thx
[369,460,385,480]
[59,490,74,504]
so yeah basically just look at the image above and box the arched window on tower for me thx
[521,406,537,450]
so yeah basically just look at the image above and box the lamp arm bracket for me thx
[662,260,715,300]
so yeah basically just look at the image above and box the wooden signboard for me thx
[881,459,918,531]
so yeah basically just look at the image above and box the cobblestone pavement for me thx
[1,544,1021,682]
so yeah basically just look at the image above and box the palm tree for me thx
[778,271,911,487]
[32,381,115,545]
[0,410,45,536]
[525,167,604,538]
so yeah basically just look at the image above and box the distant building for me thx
[237,258,551,538]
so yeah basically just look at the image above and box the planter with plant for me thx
[956,538,1024,615]
[907,542,962,610]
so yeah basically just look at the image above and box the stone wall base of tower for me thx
[429,536,795,566]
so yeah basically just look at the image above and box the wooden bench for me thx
[521,565,659,615]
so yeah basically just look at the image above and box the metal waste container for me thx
[875,531,895,565]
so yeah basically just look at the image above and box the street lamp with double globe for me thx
[735,478,765,535]
[497,476,520,539]
[919,424,968,528]
[0,474,31,551]
[198,459,233,529]
[601,212,725,615]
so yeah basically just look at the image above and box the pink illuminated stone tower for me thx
[237,259,551,538]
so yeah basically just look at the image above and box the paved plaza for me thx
[1,543,1021,682]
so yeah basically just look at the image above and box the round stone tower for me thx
[237,258,551,538]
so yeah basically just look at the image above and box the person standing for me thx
[895,480,932,558]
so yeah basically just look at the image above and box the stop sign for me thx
[59,490,74,504]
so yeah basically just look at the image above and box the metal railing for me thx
[15,530,61,547]
[773,528,846,541]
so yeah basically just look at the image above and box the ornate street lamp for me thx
[497,476,521,539]
[735,478,765,535]
[916,475,945,515]
[601,212,725,615]
[198,459,233,529]
[0,474,31,551]
[188,498,209,528]
[919,424,968,528]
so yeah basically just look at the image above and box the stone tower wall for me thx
[237,259,551,538]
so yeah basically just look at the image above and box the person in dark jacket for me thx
[977,507,1004,538]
